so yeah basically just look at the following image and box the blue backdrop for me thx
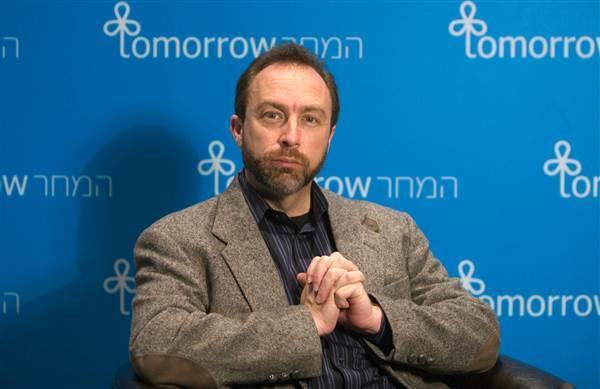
[1,0,598,387]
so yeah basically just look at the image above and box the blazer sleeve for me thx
[363,213,500,375]
[128,227,323,388]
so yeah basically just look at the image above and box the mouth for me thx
[271,158,303,168]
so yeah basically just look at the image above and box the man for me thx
[129,43,500,389]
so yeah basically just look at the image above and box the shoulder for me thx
[322,188,417,233]
[139,196,219,241]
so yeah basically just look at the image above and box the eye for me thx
[262,110,283,121]
[303,115,320,125]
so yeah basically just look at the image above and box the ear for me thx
[229,115,243,147]
[327,124,336,153]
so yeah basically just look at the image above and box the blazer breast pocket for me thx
[381,276,411,300]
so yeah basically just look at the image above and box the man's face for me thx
[232,63,335,197]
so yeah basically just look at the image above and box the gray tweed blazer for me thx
[129,179,500,389]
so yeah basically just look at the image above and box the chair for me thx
[112,355,574,388]
[442,355,574,388]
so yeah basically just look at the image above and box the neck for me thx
[244,170,312,217]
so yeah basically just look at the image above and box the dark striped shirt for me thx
[238,171,401,389]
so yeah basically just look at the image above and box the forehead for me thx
[247,63,332,111]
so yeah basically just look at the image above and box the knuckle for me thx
[352,270,364,279]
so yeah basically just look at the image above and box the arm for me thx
[129,227,323,388]
[364,213,500,374]
[303,213,500,375]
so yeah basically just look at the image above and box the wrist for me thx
[363,304,383,336]
[310,309,333,337]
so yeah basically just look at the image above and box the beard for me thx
[242,143,327,198]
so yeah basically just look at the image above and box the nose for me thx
[279,118,301,148]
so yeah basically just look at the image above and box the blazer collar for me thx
[211,179,290,311]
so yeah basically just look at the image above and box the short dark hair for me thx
[234,43,340,129]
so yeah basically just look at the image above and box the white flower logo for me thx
[449,1,487,38]
[543,140,582,198]
[449,1,488,58]
[103,258,136,315]
[198,141,236,195]
[103,1,141,57]
[458,259,486,296]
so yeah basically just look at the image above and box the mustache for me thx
[263,149,309,166]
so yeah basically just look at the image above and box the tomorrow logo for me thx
[458,259,600,317]
[543,140,599,199]
[103,1,364,60]
[449,1,600,59]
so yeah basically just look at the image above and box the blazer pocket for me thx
[381,276,411,300]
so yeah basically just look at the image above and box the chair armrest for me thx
[113,355,575,389]
[112,361,153,389]
[443,355,574,389]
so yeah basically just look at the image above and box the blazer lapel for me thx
[325,191,385,291]
[211,180,289,311]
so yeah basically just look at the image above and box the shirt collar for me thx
[237,169,329,225]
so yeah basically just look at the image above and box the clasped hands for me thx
[297,252,383,337]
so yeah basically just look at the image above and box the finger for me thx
[302,282,317,305]
[307,254,358,293]
[306,256,322,285]
[314,253,359,295]
[316,268,346,304]
[297,272,307,287]
[311,256,334,293]
[331,272,365,308]
[329,252,359,271]
[317,267,365,304]
[335,282,365,303]
[335,293,350,309]
[333,270,365,290]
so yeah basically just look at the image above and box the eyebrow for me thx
[254,101,327,117]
